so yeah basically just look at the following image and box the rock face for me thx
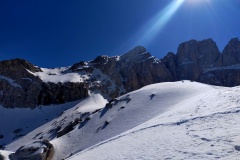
[162,52,178,81]
[69,46,173,99]
[222,38,240,66]
[0,59,88,108]
[9,140,54,160]
[1,38,240,108]
[175,39,220,80]
[0,153,3,160]
[162,37,240,87]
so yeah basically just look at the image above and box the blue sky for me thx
[0,0,240,67]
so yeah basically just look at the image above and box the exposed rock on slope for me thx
[0,59,88,108]
[9,140,54,160]
[0,153,3,160]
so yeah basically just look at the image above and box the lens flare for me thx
[136,0,185,45]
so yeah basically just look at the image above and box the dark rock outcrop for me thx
[162,38,240,87]
[201,38,240,86]
[222,38,240,66]
[162,52,178,80]
[57,118,81,138]
[175,39,220,81]
[0,58,42,80]
[9,140,54,160]
[0,153,4,160]
[0,59,88,108]
[70,46,173,99]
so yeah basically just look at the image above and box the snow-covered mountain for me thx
[1,81,240,159]
[1,38,240,109]
[1,37,240,159]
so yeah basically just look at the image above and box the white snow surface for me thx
[67,81,240,160]
[28,67,85,83]
[0,94,107,148]
[0,150,12,160]
[2,81,240,160]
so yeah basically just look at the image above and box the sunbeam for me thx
[136,0,185,46]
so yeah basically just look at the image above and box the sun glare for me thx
[136,0,185,45]
[185,0,211,5]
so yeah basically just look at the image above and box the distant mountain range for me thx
[0,37,240,108]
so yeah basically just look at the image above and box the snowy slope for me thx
[4,81,216,159]
[0,100,79,147]
[51,81,215,160]
[0,94,107,149]
[0,150,12,160]
[68,83,240,160]
[29,67,88,83]
[3,81,240,160]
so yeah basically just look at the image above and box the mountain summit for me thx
[1,38,240,108]
[1,38,240,160]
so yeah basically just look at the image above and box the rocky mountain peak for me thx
[0,58,41,72]
[0,58,42,80]
[1,37,240,108]
[0,59,88,108]
[176,38,220,80]
[177,38,219,63]
[222,37,240,66]
[92,55,109,64]
[120,46,150,61]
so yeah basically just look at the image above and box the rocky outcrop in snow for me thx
[0,153,3,160]
[9,140,54,160]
